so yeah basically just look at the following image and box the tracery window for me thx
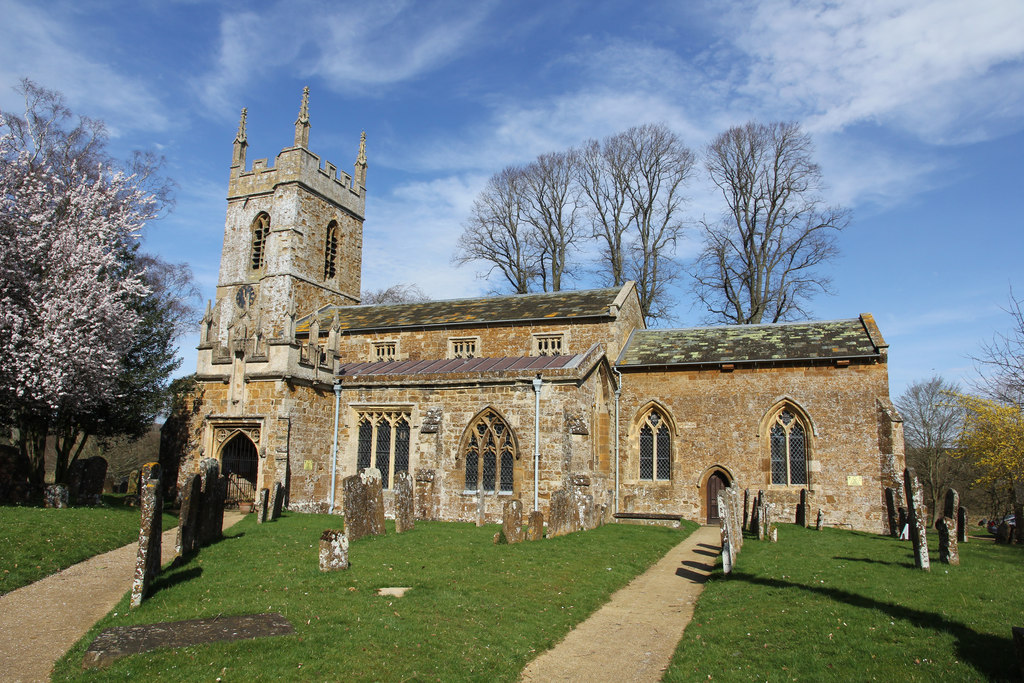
[355,410,411,489]
[769,409,808,486]
[324,221,338,280]
[463,410,516,493]
[533,333,564,356]
[638,408,671,481]
[250,213,269,271]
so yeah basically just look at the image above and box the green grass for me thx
[664,525,1024,682]
[0,496,179,595]
[52,513,693,681]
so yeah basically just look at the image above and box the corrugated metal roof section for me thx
[617,316,881,367]
[297,286,622,334]
[335,353,581,377]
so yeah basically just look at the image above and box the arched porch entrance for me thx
[705,470,731,524]
[220,432,258,506]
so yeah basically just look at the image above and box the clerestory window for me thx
[250,213,269,271]
[373,341,397,362]
[355,411,411,489]
[533,333,564,356]
[770,409,808,486]
[449,337,478,359]
[638,409,671,481]
[463,410,516,493]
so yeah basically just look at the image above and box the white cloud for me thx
[0,0,171,135]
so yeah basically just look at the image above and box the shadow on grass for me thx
[832,555,914,568]
[728,571,1016,680]
[150,567,202,596]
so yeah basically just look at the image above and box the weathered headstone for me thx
[957,506,968,543]
[742,489,750,530]
[501,499,525,544]
[44,484,68,509]
[795,488,809,528]
[393,471,415,533]
[126,469,140,496]
[936,489,960,565]
[80,457,107,506]
[897,507,909,539]
[341,468,385,542]
[319,530,349,571]
[749,492,761,538]
[884,487,900,537]
[903,467,930,570]
[996,520,1014,544]
[526,510,544,541]
[130,463,162,608]
[816,508,824,531]
[257,487,270,524]
[198,459,225,546]
[270,481,284,520]
[175,473,201,558]
[67,460,86,505]
[476,491,487,527]
[720,494,734,575]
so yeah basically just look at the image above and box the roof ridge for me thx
[638,317,862,333]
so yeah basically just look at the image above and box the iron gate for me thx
[221,433,258,506]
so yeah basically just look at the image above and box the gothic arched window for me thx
[355,410,411,489]
[638,408,671,481]
[324,221,338,280]
[769,409,808,486]
[463,410,516,493]
[250,213,270,271]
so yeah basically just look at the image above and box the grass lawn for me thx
[664,524,1024,682]
[52,513,693,681]
[0,496,179,595]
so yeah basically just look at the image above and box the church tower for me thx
[211,87,366,343]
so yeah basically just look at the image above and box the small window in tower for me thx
[532,333,564,356]
[373,341,397,362]
[449,337,478,359]
[324,221,338,280]
[250,213,269,271]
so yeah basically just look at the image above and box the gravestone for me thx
[319,530,349,571]
[897,507,909,539]
[476,491,487,527]
[884,487,900,537]
[270,481,285,520]
[742,489,750,530]
[749,492,761,538]
[257,487,270,524]
[937,488,960,565]
[501,499,525,544]
[67,460,86,505]
[526,510,544,541]
[341,468,385,542]
[719,494,734,575]
[126,469,140,496]
[198,459,225,546]
[957,506,968,543]
[725,486,743,553]
[996,520,1013,544]
[44,484,68,509]
[393,471,415,533]
[130,463,162,608]
[816,508,824,531]
[903,467,930,570]
[795,488,809,528]
[175,473,201,558]
[80,457,107,506]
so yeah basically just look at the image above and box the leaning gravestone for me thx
[175,473,201,558]
[501,499,525,544]
[393,471,415,533]
[936,488,960,565]
[884,487,900,537]
[526,510,544,541]
[198,459,225,546]
[903,467,930,570]
[257,487,270,524]
[130,463,162,608]
[270,481,284,520]
[44,484,69,509]
[719,493,734,575]
[342,468,385,542]
[319,530,350,571]
[957,506,968,543]
[742,489,751,530]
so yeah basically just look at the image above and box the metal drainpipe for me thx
[611,365,623,515]
[532,373,543,512]
[329,381,341,513]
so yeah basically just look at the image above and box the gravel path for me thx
[520,524,720,683]
[0,511,244,683]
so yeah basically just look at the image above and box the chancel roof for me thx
[297,286,623,335]
[617,315,886,367]
[335,353,583,378]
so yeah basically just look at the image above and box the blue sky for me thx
[2,0,1022,399]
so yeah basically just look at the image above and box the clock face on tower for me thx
[235,284,255,309]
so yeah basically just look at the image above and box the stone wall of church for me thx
[615,359,902,533]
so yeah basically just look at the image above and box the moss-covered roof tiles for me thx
[617,316,884,367]
[297,286,622,334]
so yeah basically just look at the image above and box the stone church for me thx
[182,91,904,534]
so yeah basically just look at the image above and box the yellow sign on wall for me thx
[304,460,313,470]
[847,475,863,486]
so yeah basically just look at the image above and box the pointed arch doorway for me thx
[221,432,258,506]
[705,470,731,524]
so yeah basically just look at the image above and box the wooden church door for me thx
[706,471,730,524]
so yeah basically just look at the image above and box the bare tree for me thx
[520,150,581,292]
[972,288,1024,405]
[693,121,849,324]
[361,283,430,305]
[577,136,632,288]
[453,166,539,294]
[895,377,966,524]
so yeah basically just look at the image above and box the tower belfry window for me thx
[324,221,338,280]
[250,213,269,271]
